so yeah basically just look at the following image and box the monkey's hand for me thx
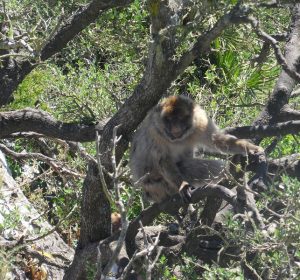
[246,142,264,155]
[179,181,192,203]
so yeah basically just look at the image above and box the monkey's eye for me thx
[179,114,191,123]
[182,115,190,120]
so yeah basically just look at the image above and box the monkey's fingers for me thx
[179,181,192,203]
[248,145,264,155]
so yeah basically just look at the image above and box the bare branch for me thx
[101,126,129,279]
[95,130,114,206]
[0,108,108,142]
[247,15,300,82]
[25,205,78,243]
[278,105,300,121]
[126,184,237,257]
[174,2,250,76]
[225,120,300,139]
[0,143,84,178]
[268,153,300,179]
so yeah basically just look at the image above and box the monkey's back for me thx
[130,112,168,183]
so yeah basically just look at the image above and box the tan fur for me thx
[130,95,263,203]
[193,105,209,132]
[111,212,121,233]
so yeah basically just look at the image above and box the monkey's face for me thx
[159,96,194,142]
[161,113,193,141]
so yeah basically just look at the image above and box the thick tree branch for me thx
[2,108,298,145]
[225,120,300,139]
[278,104,300,121]
[0,108,108,141]
[40,0,133,61]
[126,184,237,258]
[268,154,300,179]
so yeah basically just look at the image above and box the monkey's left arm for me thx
[200,119,263,156]
[211,133,264,156]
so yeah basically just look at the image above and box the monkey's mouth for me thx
[165,130,184,140]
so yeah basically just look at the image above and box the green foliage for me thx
[8,68,52,110]
[155,255,178,280]
[85,260,97,280]
[0,208,21,233]
[41,63,117,122]
[263,134,300,158]
[0,250,13,280]
[202,264,243,280]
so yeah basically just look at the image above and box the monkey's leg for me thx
[160,157,192,203]
[177,159,226,225]
[177,158,226,186]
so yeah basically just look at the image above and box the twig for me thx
[101,125,129,279]
[247,15,300,82]
[36,8,65,55]
[0,143,84,178]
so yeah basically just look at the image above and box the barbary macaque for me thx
[130,95,263,203]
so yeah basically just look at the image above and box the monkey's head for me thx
[157,95,194,142]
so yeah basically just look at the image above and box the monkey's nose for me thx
[171,127,182,138]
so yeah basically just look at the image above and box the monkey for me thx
[129,95,264,203]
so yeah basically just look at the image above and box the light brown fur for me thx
[111,212,121,233]
[130,95,263,203]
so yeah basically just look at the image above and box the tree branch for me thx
[126,184,237,258]
[247,15,300,83]
[278,104,300,121]
[174,2,250,76]
[0,108,108,141]
[40,0,133,61]
[225,120,300,139]
[0,143,84,178]
[268,154,300,179]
